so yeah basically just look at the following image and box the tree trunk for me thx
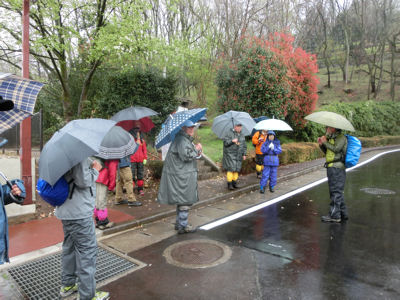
[78,60,102,116]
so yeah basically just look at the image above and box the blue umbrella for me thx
[39,118,117,186]
[155,108,207,149]
[0,73,44,134]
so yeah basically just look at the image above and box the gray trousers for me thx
[61,217,97,300]
[327,167,347,219]
[176,205,191,229]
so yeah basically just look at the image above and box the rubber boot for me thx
[227,182,234,190]
[232,180,239,189]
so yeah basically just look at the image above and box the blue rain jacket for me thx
[261,135,282,167]
[1,185,13,264]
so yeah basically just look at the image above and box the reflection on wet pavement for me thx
[202,151,400,299]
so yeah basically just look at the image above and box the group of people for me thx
[1,105,349,300]
[158,118,349,238]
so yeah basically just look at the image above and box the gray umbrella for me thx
[97,126,138,160]
[212,110,256,138]
[111,106,158,122]
[39,118,116,186]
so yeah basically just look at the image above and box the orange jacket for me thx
[252,131,267,155]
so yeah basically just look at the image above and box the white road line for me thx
[200,148,400,231]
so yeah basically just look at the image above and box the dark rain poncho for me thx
[157,130,199,206]
[222,129,247,172]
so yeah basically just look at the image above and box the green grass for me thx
[194,126,255,163]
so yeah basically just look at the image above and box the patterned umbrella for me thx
[0,73,44,134]
[155,108,207,149]
[97,126,138,160]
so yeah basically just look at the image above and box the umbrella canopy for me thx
[0,73,44,134]
[305,111,355,132]
[212,110,256,138]
[39,118,116,186]
[254,118,293,131]
[155,108,207,149]
[116,117,155,133]
[111,106,158,122]
[97,126,138,160]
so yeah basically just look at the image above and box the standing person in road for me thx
[129,127,147,197]
[94,158,118,230]
[260,131,282,194]
[56,158,109,300]
[157,120,202,234]
[222,122,247,190]
[114,155,141,207]
[252,129,268,178]
[318,126,348,223]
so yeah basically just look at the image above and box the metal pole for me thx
[20,0,32,204]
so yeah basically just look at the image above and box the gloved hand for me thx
[268,143,274,150]
[143,159,147,165]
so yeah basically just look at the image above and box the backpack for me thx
[36,176,72,207]
[344,134,362,168]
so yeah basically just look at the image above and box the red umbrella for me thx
[116,117,155,133]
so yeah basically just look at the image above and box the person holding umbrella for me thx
[157,120,202,234]
[212,111,255,190]
[0,96,26,265]
[222,121,247,190]
[318,126,348,223]
[305,111,353,223]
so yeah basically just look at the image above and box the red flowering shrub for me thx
[216,33,319,133]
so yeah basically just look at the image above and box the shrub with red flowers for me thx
[216,33,319,134]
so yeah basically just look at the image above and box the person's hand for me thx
[195,143,203,152]
[92,160,102,171]
[320,136,327,144]
[243,155,247,160]
[269,143,274,150]
[11,184,21,196]
[143,159,147,165]
[232,138,238,144]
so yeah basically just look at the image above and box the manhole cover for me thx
[4,245,145,300]
[163,239,232,269]
[360,188,396,195]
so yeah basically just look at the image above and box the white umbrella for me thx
[305,111,355,132]
[254,119,293,131]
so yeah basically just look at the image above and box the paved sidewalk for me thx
[4,145,399,265]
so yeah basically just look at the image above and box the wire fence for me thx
[0,110,43,154]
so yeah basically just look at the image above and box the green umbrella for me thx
[305,111,355,132]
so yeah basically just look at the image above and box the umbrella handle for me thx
[0,171,25,205]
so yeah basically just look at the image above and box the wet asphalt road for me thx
[102,151,400,299]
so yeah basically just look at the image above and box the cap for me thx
[0,95,14,111]
[183,120,196,127]
[267,130,276,135]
